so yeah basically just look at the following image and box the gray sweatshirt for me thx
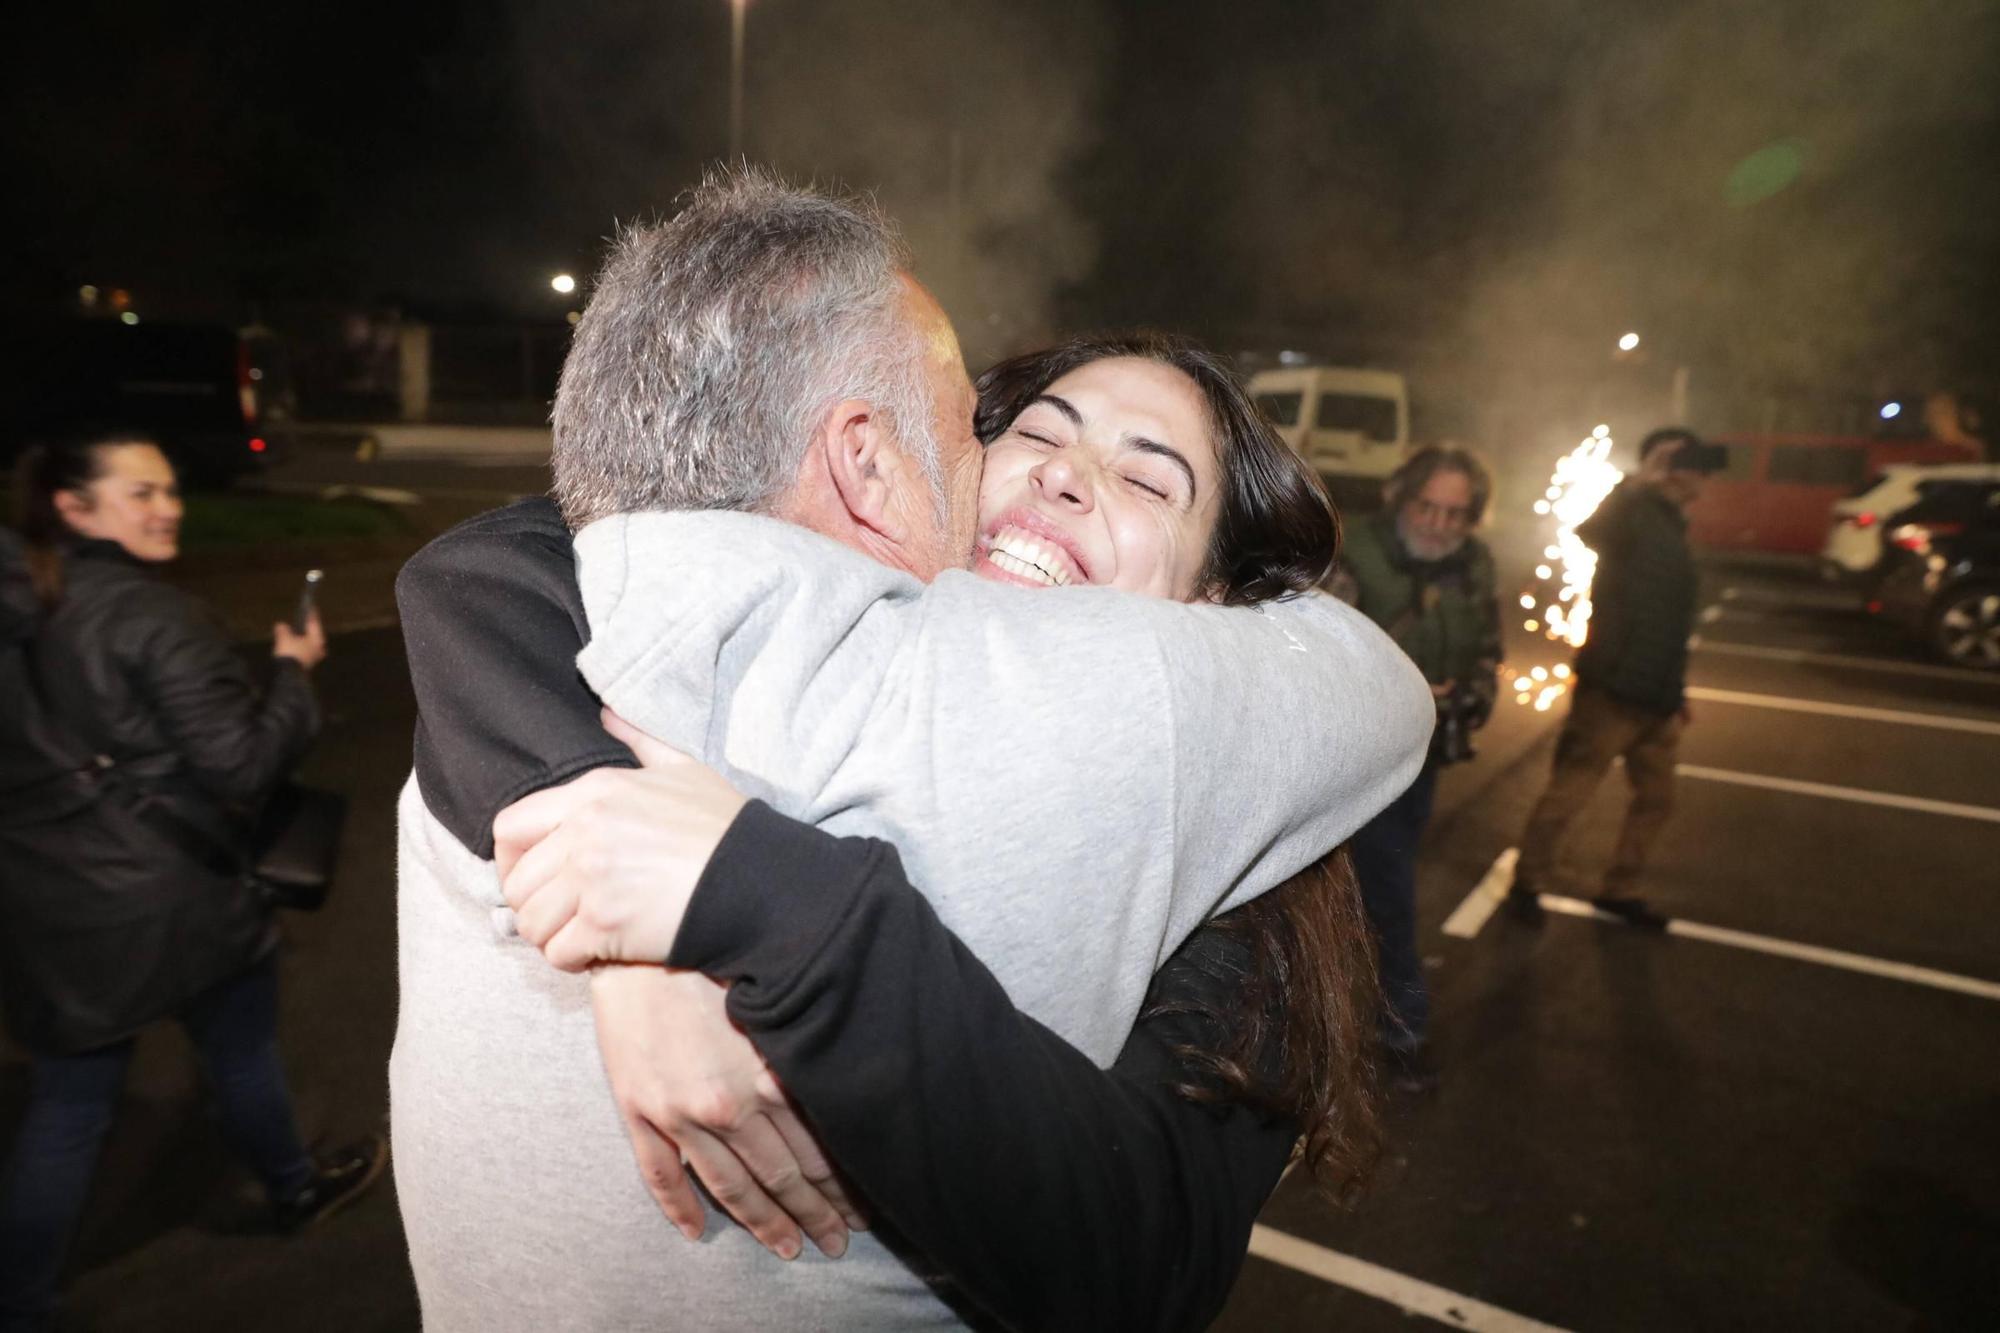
[572,510,1432,1065]
[391,509,1431,1332]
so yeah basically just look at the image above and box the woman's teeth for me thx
[989,549,1057,585]
[987,529,1074,586]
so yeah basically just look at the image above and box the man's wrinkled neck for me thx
[770,477,942,582]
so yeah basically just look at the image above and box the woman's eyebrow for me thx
[1122,435,1198,499]
[1028,393,1083,427]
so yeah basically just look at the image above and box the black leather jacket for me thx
[0,538,317,1053]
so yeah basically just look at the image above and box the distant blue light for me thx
[1879,401,1902,421]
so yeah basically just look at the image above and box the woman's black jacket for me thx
[0,538,317,1054]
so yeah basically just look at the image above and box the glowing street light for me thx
[550,273,577,295]
[1617,332,1641,352]
[1879,401,1902,421]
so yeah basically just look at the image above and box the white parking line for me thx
[1675,763,2000,824]
[1690,639,2000,686]
[1531,894,2000,1002]
[1248,1226,1573,1333]
[1682,685,2000,736]
[1443,848,1518,939]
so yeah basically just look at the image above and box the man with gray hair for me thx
[392,168,1428,1330]
[1331,444,1502,1093]
[549,170,961,534]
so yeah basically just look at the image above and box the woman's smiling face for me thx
[55,442,184,563]
[971,357,1224,602]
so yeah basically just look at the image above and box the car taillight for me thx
[1849,511,1876,529]
[249,437,267,453]
[1889,521,1964,553]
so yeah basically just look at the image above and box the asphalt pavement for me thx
[1217,565,2000,1332]
[3,533,1996,1331]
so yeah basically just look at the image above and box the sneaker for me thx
[274,1135,389,1233]
[1380,1044,1440,1095]
[1503,885,1546,925]
[1591,894,1669,932]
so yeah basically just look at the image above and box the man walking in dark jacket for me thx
[1509,427,1721,929]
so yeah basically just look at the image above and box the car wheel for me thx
[1929,584,2000,670]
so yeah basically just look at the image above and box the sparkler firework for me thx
[1510,425,1626,711]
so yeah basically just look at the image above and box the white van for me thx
[1246,366,1409,481]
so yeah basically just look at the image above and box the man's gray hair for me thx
[552,167,941,528]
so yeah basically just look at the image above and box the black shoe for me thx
[1503,885,1546,925]
[274,1135,389,1233]
[1591,894,1669,932]
[1380,1044,1440,1095]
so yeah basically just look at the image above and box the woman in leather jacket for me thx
[0,431,383,1332]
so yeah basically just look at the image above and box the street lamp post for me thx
[728,0,747,161]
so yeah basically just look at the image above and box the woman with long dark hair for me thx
[970,332,1381,1195]
[0,430,383,1332]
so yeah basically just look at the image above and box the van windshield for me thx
[1255,391,1303,427]
[1314,392,1398,442]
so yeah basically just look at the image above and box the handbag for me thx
[245,781,349,910]
[110,775,347,912]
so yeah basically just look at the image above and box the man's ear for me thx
[820,397,909,541]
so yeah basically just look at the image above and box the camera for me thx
[1432,684,1490,766]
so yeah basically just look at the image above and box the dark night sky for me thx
[7,0,1997,428]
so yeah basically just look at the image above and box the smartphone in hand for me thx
[294,568,324,634]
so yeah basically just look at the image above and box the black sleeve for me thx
[132,590,319,805]
[396,497,635,858]
[671,801,1299,1333]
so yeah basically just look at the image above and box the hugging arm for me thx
[674,800,1299,1333]
[576,511,1434,955]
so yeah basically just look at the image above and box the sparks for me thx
[1511,428,1626,706]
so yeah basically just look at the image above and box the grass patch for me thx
[0,488,409,550]
[176,493,408,547]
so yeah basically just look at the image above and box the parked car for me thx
[0,319,282,487]
[1871,478,2000,670]
[1821,463,2000,583]
[1687,434,1981,556]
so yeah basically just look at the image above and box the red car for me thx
[1686,434,1982,555]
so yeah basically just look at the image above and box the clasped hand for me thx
[495,710,746,971]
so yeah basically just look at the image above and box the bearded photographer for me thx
[1330,446,1500,1093]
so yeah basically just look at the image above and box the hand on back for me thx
[495,710,747,971]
